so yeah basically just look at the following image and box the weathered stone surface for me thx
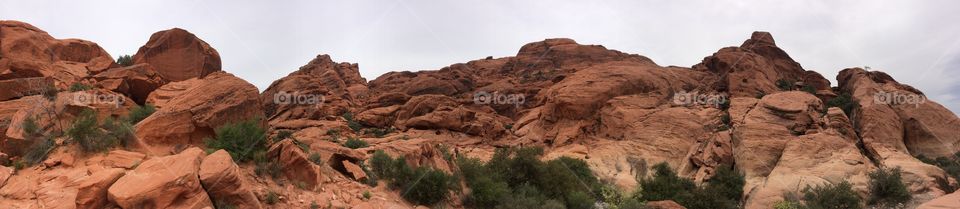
[107,147,213,209]
[199,150,262,209]
[93,63,167,104]
[76,168,125,209]
[135,72,262,154]
[132,28,221,81]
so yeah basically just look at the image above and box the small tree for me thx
[116,55,134,67]
[204,118,267,162]
[868,167,911,207]
[343,137,368,149]
[68,110,114,152]
[126,104,156,124]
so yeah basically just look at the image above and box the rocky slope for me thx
[1,20,959,209]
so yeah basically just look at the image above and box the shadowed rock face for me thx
[4,19,960,209]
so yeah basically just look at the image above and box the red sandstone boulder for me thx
[107,147,213,209]
[199,150,263,209]
[261,54,368,124]
[132,28,221,81]
[134,72,262,154]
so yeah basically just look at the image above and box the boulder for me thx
[199,150,262,209]
[341,160,368,182]
[0,77,52,101]
[97,150,147,169]
[93,63,167,104]
[267,139,322,189]
[132,28,221,81]
[76,168,125,209]
[0,166,11,188]
[134,72,262,154]
[107,147,213,209]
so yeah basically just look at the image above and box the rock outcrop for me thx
[0,20,117,89]
[107,147,213,209]
[132,28,221,82]
[134,72,262,154]
[93,63,167,104]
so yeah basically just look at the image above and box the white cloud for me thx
[2,0,958,112]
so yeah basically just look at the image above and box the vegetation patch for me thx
[369,150,457,206]
[204,118,268,162]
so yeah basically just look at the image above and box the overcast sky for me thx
[2,0,959,113]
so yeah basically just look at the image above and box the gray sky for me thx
[2,0,959,113]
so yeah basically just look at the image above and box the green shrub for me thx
[102,117,135,148]
[22,116,40,137]
[24,136,56,164]
[801,85,817,94]
[636,163,743,209]
[204,118,267,162]
[618,198,645,209]
[308,152,323,165]
[917,153,960,192]
[343,112,362,132]
[368,150,456,206]
[309,201,319,209]
[777,79,794,91]
[41,84,58,101]
[774,200,804,209]
[368,127,395,138]
[457,147,604,209]
[275,130,293,140]
[826,93,856,117]
[363,191,372,200]
[116,55,134,67]
[802,181,861,209]
[69,83,92,92]
[68,110,115,152]
[126,104,156,124]
[343,137,368,149]
[265,191,279,204]
[868,167,911,207]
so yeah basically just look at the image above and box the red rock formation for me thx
[132,28,221,81]
[0,20,117,90]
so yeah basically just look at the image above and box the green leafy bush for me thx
[457,147,604,209]
[636,163,743,209]
[826,93,856,117]
[126,104,156,124]
[802,181,861,209]
[68,110,115,152]
[868,167,911,207]
[265,191,279,204]
[368,150,456,206]
[102,117,136,148]
[777,79,794,91]
[917,153,960,191]
[204,118,267,162]
[801,85,817,94]
[308,152,323,165]
[22,116,40,137]
[343,137,368,149]
[116,55,134,67]
[343,112,362,132]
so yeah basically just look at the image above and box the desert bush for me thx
[265,191,279,204]
[777,79,794,91]
[458,147,604,209]
[826,93,856,117]
[22,116,40,137]
[368,150,456,206]
[24,136,56,164]
[342,112,362,132]
[204,118,267,162]
[343,137,368,149]
[41,84,58,101]
[802,85,817,94]
[126,104,156,124]
[802,181,861,209]
[868,167,911,207]
[116,55,134,67]
[308,152,323,165]
[102,117,135,148]
[368,127,395,138]
[69,83,92,92]
[68,110,115,152]
[917,153,960,190]
[636,163,743,209]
